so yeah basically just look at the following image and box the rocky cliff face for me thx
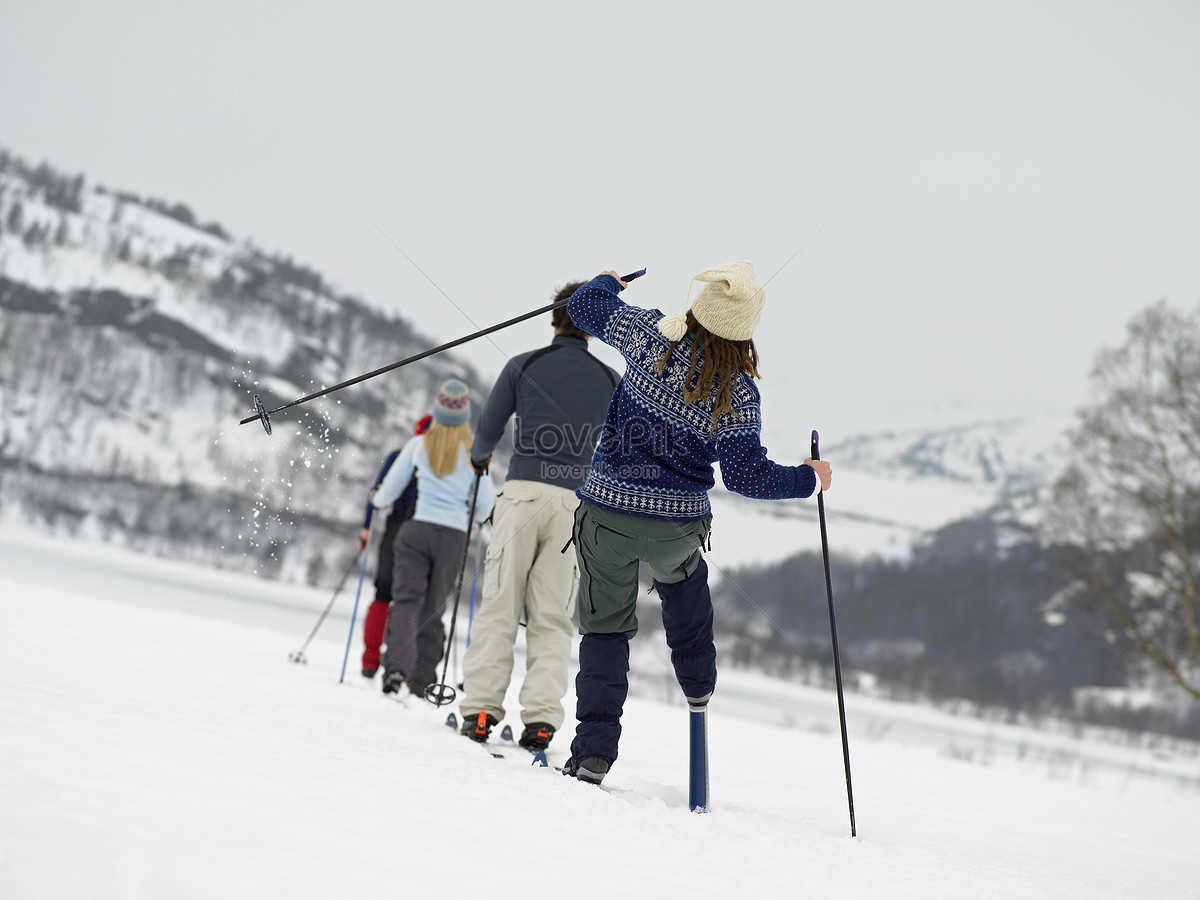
[0,149,482,585]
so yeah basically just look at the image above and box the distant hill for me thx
[0,145,485,584]
[0,144,1081,582]
[706,413,1075,565]
[6,145,1189,735]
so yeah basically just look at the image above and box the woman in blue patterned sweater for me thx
[561,263,833,785]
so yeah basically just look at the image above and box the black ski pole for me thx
[811,430,856,837]
[288,547,364,665]
[240,269,646,435]
[425,470,484,706]
[453,521,485,687]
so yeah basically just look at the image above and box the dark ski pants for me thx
[383,520,467,694]
[570,501,715,765]
[374,504,406,604]
[362,508,407,672]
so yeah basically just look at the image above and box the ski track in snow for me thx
[1,528,1198,900]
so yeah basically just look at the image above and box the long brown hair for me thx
[422,420,472,478]
[655,311,761,431]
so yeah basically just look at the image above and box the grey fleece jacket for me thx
[471,334,620,490]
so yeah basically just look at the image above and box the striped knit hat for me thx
[432,379,470,426]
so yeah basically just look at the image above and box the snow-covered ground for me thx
[2,527,1198,900]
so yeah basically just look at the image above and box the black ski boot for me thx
[518,722,556,752]
[562,756,610,785]
[461,710,498,743]
[381,671,405,695]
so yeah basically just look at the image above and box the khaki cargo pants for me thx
[460,480,580,730]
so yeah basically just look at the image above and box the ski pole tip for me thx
[424,683,457,707]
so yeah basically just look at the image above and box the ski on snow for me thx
[445,713,550,767]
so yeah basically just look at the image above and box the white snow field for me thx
[1,528,1198,900]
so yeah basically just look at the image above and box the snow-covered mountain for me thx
[828,415,1071,496]
[0,148,484,583]
[707,413,1074,565]
[0,146,1079,581]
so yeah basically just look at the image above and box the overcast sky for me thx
[3,1,1198,449]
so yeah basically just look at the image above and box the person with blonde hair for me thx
[372,380,495,698]
[355,413,431,679]
[559,265,833,785]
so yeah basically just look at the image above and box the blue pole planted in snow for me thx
[689,705,709,812]
[339,543,371,684]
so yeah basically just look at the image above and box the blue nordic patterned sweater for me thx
[566,273,817,522]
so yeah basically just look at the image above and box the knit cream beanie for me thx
[656,260,765,343]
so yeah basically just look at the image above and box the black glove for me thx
[471,456,490,476]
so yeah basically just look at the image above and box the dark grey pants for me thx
[383,520,467,693]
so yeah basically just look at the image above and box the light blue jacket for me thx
[373,436,495,532]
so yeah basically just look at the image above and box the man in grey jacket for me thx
[459,281,620,750]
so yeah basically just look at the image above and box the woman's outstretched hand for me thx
[803,458,832,492]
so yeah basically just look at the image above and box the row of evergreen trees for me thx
[0,143,231,243]
[709,513,1199,739]
[0,199,70,248]
[0,148,85,213]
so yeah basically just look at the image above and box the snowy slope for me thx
[0,155,485,583]
[2,527,1197,900]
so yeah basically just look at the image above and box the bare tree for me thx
[1045,300,1200,699]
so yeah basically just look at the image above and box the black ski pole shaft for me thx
[425,470,483,706]
[288,547,364,664]
[240,269,646,435]
[811,430,856,837]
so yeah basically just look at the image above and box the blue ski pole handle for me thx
[811,429,821,460]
